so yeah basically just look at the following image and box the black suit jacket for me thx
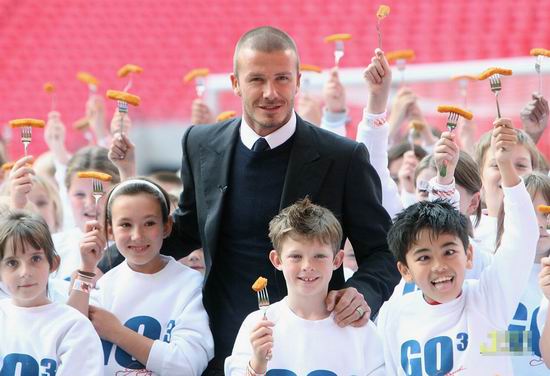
[163,115,399,313]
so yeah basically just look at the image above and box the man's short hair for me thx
[233,26,300,75]
[387,199,470,265]
[269,198,342,254]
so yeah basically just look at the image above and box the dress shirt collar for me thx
[240,111,296,150]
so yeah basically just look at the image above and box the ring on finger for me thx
[355,306,365,318]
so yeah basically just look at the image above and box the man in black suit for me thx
[163,26,398,374]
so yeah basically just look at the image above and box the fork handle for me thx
[495,94,501,118]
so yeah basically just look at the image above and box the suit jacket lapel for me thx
[280,117,332,209]
[199,119,240,257]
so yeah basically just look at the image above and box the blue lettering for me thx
[424,336,453,375]
[1,353,39,375]
[163,320,176,342]
[401,340,422,376]
[110,316,162,369]
[508,303,528,351]
[40,358,57,376]
[456,332,468,351]
[531,307,541,357]
[403,282,419,295]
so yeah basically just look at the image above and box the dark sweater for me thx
[205,135,294,366]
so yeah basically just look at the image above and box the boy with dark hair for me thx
[225,198,385,375]
[379,171,538,374]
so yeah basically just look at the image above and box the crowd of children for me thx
[1,40,549,376]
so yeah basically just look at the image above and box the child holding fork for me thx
[225,198,385,375]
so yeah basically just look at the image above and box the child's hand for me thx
[296,93,322,126]
[108,133,136,180]
[8,156,35,209]
[364,48,392,114]
[249,319,274,373]
[397,150,418,194]
[520,93,549,144]
[491,118,521,187]
[539,257,550,300]
[86,94,108,142]
[89,305,123,343]
[323,68,346,114]
[434,131,459,185]
[191,98,214,125]
[79,220,106,273]
[110,108,132,135]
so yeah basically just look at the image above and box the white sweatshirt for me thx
[0,300,103,375]
[225,297,385,376]
[94,256,213,376]
[508,264,549,375]
[51,227,84,282]
[377,180,539,376]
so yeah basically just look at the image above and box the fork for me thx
[535,55,543,95]
[334,40,344,67]
[439,112,460,177]
[117,100,129,136]
[256,286,272,360]
[489,74,502,118]
[195,76,206,98]
[21,126,32,156]
[91,179,105,220]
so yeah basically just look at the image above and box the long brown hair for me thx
[495,172,550,251]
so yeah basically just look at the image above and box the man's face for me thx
[231,48,301,136]
[397,230,473,304]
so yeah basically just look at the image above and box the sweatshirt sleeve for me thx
[224,313,256,376]
[320,108,347,137]
[145,283,214,376]
[356,110,403,220]
[57,316,104,375]
[474,179,539,328]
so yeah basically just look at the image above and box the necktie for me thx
[252,137,270,152]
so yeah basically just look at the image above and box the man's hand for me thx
[323,68,346,114]
[520,93,549,144]
[364,48,392,114]
[191,99,214,125]
[89,305,123,343]
[326,287,370,327]
[296,93,322,126]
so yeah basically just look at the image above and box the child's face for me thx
[270,236,343,300]
[179,248,206,275]
[109,193,172,274]
[481,144,532,212]
[398,229,473,304]
[68,175,111,232]
[28,184,57,232]
[0,243,53,307]
[415,167,437,201]
[534,192,550,263]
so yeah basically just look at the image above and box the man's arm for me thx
[162,126,202,258]
[343,141,400,314]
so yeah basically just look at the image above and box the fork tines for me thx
[489,74,502,92]
[117,100,129,114]
[92,179,104,197]
[257,287,270,310]
[446,112,460,131]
